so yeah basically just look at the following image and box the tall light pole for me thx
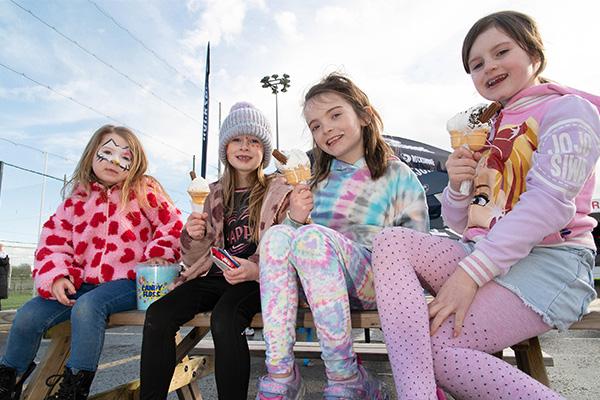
[260,73,291,150]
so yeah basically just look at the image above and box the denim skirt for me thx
[461,243,597,331]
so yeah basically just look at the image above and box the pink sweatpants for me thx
[372,227,565,400]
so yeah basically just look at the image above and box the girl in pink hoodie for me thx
[373,11,600,400]
[0,125,182,400]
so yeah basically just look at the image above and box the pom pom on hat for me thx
[219,102,273,167]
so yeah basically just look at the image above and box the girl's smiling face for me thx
[468,26,540,104]
[92,133,132,186]
[304,92,367,164]
[226,135,264,177]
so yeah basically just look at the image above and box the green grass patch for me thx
[3,292,34,311]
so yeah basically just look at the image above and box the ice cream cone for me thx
[283,166,312,186]
[187,176,210,213]
[188,191,208,212]
[466,130,487,151]
[189,191,208,205]
[274,149,311,184]
[447,104,492,196]
[449,131,464,149]
[274,150,313,224]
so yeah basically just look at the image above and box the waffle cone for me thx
[283,167,311,185]
[466,130,488,151]
[188,191,209,206]
[449,131,464,149]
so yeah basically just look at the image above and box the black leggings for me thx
[139,275,261,400]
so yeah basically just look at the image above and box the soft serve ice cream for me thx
[272,149,312,185]
[187,176,210,212]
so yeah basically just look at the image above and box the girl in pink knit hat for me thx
[140,102,292,400]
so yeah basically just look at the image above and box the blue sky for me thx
[1,0,600,247]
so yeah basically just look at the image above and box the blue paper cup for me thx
[136,264,180,310]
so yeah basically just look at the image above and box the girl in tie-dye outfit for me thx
[256,73,429,400]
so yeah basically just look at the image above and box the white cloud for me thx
[182,0,249,49]
[186,0,203,13]
[314,6,354,26]
[275,11,302,43]
[0,85,48,102]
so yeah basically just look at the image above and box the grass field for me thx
[2,292,33,311]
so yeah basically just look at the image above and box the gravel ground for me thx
[1,285,598,399]
[1,324,598,400]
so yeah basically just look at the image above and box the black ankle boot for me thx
[44,368,95,400]
[0,362,35,400]
[0,365,16,400]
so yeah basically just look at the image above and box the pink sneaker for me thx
[256,364,305,400]
[323,364,390,399]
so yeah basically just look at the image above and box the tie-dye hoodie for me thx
[442,83,600,286]
[311,157,429,250]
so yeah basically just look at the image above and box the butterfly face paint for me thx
[96,139,132,171]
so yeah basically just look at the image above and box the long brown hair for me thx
[63,124,171,208]
[304,73,392,185]
[462,10,549,83]
[220,161,269,243]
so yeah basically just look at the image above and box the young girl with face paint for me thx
[372,11,600,399]
[256,74,428,400]
[0,125,182,400]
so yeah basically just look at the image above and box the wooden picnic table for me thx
[0,299,598,399]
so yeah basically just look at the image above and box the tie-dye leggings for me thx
[259,224,375,381]
[372,227,563,400]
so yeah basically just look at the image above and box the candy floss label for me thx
[135,265,179,310]
[138,278,168,300]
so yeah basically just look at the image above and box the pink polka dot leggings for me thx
[259,224,375,381]
[372,227,565,400]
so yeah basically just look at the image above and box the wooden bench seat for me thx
[0,299,598,399]
[0,308,387,400]
[191,338,554,366]
[516,298,600,386]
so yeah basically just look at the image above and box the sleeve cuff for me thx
[283,214,304,229]
[248,254,259,265]
[180,229,193,249]
[144,246,178,263]
[458,249,503,287]
[444,187,472,207]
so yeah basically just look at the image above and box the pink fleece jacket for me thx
[442,84,600,286]
[32,179,183,298]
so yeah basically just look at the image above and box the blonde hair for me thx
[220,161,269,243]
[304,73,393,186]
[63,125,171,209]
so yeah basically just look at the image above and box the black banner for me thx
[201,42,210,178]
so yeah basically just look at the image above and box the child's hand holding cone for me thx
[446,102,499,194]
